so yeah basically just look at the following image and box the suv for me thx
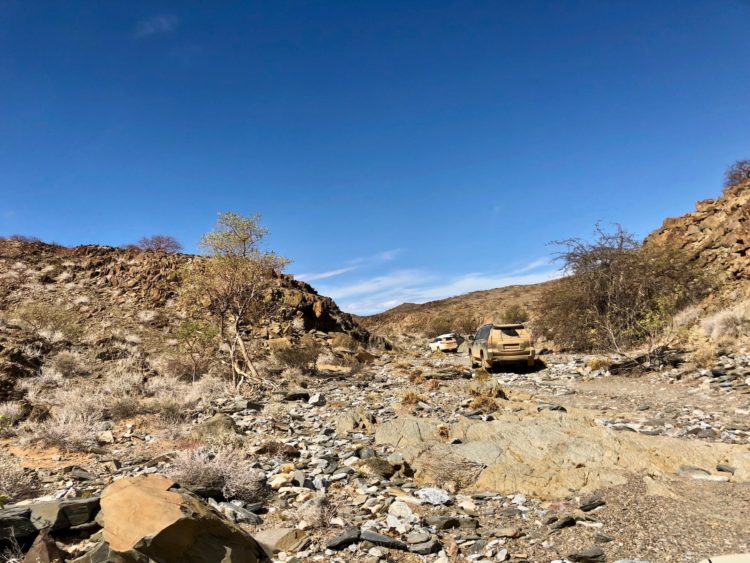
[469,323,535,369]
[429,333,459,352]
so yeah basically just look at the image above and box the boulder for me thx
[30,498,100,531]
[192,414,240,441]
[22,529,65,563]
[335,407,376,436]
[99,474,264,562]
[0,506,36,541]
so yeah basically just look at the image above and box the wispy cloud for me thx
[134,14,180,38]
[296,266,357,282]
[315,258,561,315]
[293,248,402,283]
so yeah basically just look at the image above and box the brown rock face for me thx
[646,181,750,282]
[100,474,264,563]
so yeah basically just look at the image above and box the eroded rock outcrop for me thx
[646,180,750,282]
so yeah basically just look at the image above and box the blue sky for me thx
[1,1,749,314]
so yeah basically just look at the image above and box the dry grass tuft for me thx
[168,447,265,503]
[400,391,424,406]
[469,395,499,412]
[0,453,36,504]
[586,356,612,370]
[418,453,484,489]
[701,305,750,342]
[0,402,26,438]
[473,369,491,381]
[408,371,425,384]
[426,379,441,391]
[693,344,717,368]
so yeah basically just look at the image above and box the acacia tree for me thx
[537,225,708,364]
[136,235,183,253]
[182,213,288,388]
[725,159,750,188]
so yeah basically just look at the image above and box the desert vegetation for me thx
[537,225,709,362]
[134,234,184,253]
[180,212,290,388]
[724,158,750,188]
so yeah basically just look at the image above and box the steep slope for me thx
[646,180,750,283]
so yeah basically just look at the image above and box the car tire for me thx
[481,353,492,371]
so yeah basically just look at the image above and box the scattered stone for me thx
[326,527,360,550]
[30,498,100,531]
[415,487,451,505]
[717,463,737,475]
[409,538,442,554]
[359,529,408,550]
[569,546,606,562]
[425,515,460,530]
[254,528,308,556]
[192,413,240,440]
[580,494,606,512]
[550,515,576,529]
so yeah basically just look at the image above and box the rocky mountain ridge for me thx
[646,180,750,285]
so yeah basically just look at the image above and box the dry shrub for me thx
[0,453,36,504]
[724,159,750,188]
[499,304,528,324]
[418,453,484,489]
[298,495,337,529]
[469,395,499,412]
[49,351,86,377]
[537,225,708,357]
[168,447,265,503]
[673,305,701,329]
[0,402,25,438]
[473,369,491,382]
[586,356,612,370]
[409,371,425,384]
[693,344,717,368]
[453,314,479,336]
[400,391,424,406]
[14,303,82,342]
[330,333,356,351]
[34,409,106,452]
[426,379,441,391]
[701,305,750,342]
[135,235,183,253]
[426,317,453,338]
[274,337,320,373]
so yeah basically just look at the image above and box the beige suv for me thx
[469,323,535,369]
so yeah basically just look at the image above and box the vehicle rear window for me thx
[496,327,519,337]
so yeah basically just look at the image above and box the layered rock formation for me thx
[646,180,750,282]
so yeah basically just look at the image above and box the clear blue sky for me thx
[2,1,749,314]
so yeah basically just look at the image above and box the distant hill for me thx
[357,281,557,338]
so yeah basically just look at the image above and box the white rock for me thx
[415,487,451,505]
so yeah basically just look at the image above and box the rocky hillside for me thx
[646,180,750,284]
[0,239,368,401]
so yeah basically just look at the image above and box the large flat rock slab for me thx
[375,412,750,499]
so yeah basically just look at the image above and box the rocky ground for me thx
[1,346,749,563]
